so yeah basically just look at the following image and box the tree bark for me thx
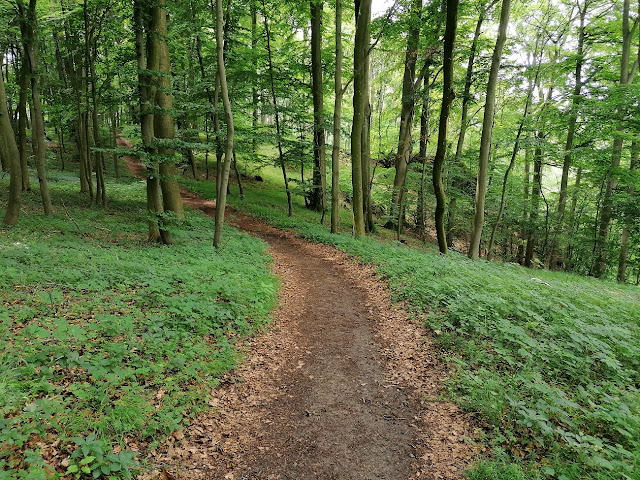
[446,3,490,246]
[331,0,343,234]
[18,0,53,215]
[149,0,184,219]
[362,43,374,233]
[524,140,543,267]
[617,141,638,282]
[389,0,422,229]
[0,69,22,225]
[351,0,371,238]
[213,0,235,248]
[432,0,460,253]
[262,0,293,216]
[309,0,326,212]
[468,0,511,259]
[17,57,30,191]
[594,0,634,277]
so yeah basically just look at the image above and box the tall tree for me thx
[331,0,343,234]
[593,0,635,277]
[351,0,371,238]
[262,0,293,216]
[549,0,590,269]
[389,0,422,230]
[213,0,235,248]
[308,0,326,213]
[148,0,184,220]
[17,0,53,215]
[432,0,460,253]
[0,68,22,225]
[446,0,494,247]
[468,0,511,259]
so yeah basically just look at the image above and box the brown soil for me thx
[119,140,479,479]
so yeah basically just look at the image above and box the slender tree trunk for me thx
[468,0,511,259]
[0,70,22,225]
[331,0,343,234]
[84,1,107,207]
[486,53,541,260]
[617,141,638,282]
[432,0,460,253]
[362,46,374,233]
[17,59,30,191]
[213,0,235,248]
[389,0,422,229]
[309,0,326,212]
[516,146,531,262]
[524,141,543,267]
[417,67,431,240]
[594,0,633,277]
[262,0,293,216]
[351,0,371,238]
[18,0,53,215]
[549,4,587,269]
[446,4,489,246]
[564,167,582,268]
[251,2,259,156]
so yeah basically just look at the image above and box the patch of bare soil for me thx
[120,146,478,479]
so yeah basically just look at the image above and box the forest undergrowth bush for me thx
[196,172,640,480]
[0,173,278,479]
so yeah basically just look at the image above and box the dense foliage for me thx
[0,173,277,479]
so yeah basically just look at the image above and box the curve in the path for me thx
[117,144,478,479]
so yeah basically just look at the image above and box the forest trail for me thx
[118,139,477,479]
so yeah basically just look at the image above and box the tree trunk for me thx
[446,3,489,246]
[84,1,107,207]
[308,0,326,212]
[432,0,460,254]
[516,146,531,262]
[351,0,371,238]
[262,0,293,216]
[468,0,511,259]
[18,0,53,215]
[149,0,184,219]
[389,0,422,228]
[594,0,635,277]
[17,58,30,191]
[486,72,536,260]
[134,0,168,243]
[417,68,431,240]
[0,69,22,225]
[617,141,638,282]
[524,141,543,267]
[549,3,587,269]
[213,0,235,248]
[251,2,259,156]
[331,0,343,234]
[362,45,375,233]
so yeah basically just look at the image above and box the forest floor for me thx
[118,141,478,479]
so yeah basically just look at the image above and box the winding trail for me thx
[119,140,478,479]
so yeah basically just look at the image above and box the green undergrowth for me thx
[0,171,278,479]
[184,170,640,480]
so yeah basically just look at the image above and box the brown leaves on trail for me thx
[137,209,478,480]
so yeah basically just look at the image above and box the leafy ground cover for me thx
[0,171,278,479]
[184,168,640,480]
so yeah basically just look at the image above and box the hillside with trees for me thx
[1,0,639,479]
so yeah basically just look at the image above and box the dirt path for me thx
[118,140,478,479]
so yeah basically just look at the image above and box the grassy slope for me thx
[0,170,278,479]
[184,164,640,480]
